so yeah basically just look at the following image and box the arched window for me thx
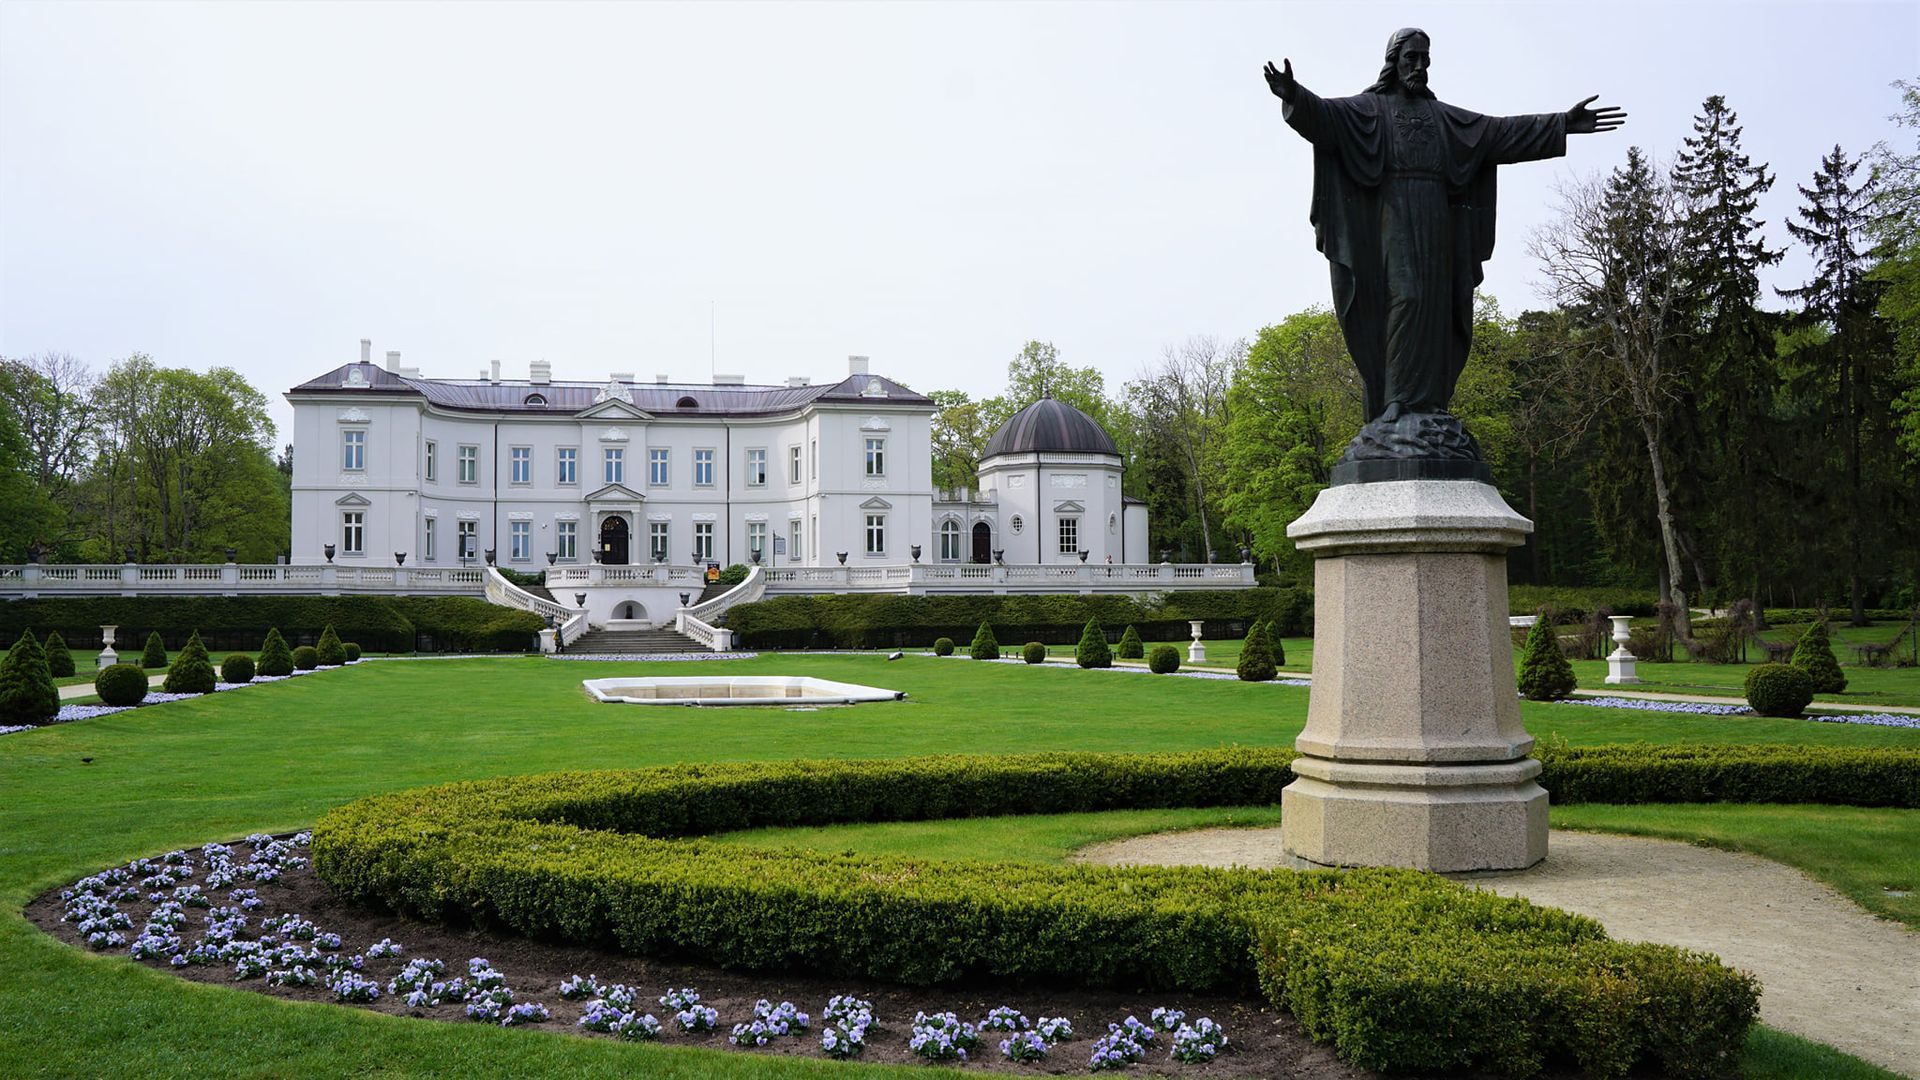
[939,519,962,561]
[676,395,699,409]
[524,393,548,406]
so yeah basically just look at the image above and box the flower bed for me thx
[312,751,1764,1077]
[9,664,352,735]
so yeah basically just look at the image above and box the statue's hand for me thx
[1263,59,1297,102]
[1566,94,1627,134]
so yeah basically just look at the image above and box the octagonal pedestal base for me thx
[1281,756,1547,872]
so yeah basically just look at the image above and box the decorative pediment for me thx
[1052,499,1085,514]
[577,397,652,421]
[859,416,891,432]
[585,482,646,503]
[858,378,888,398]
[334,492,371,507]
[859,496,893,510]
[337,407,370,423]
[594,378,631,405]
[342,367,370,389]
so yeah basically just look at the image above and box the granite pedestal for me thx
[1281,479,1547,872]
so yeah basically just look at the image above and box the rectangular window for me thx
[509,446,531,485]
[789,520,801,562]
[342,511,365,555]
[342,429,365,471]
[458,445,478,485]
[649,521,669,562]
[425,440,437,482]
[424,518,436,561]
[556,520,576,561]
[693,448,715,487]
[747,521,767,560]
[810,439,817,479]
[940,522,961,561]
[556,447,577,485]
[746,447,767,486]
[648,448,669,486]
[693,521,714,561]
[811,514,818,561]
[457,520,477,560]
[864,513,886,555]
[1059,517,1079,556]
[789,445,802,485]
[604,447,624,485]
[864,437,885,477]
[510,521,530,562]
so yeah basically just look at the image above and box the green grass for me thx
[3,653,1915,1077]
[1564,655,1920,707]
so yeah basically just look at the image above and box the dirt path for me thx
[1077,828,1920,1079]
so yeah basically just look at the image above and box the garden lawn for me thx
[1563,654,1920,708]
[1031,637,1313,672]
[3,654,1917,1077]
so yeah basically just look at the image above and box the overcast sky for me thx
[3,1,1914,441]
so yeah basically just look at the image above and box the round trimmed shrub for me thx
[1076,618,1113,669]
[1790,621,1847,694]
[292,645,320,671]
[1237,622,1276,682]
[1517,613,1577,701]
[932,637,955,657]
[0,630,60,726]
[44,631,75,678]
[95,663,149,707]
[343,642,362,662]
[162,630,216,694]
[968,621,999,661]
[1745,663,1814,718]
[221,652,256,684]
[316,624,347,667]
[1148,645,1181,674]
[140,631,168,669]
[256,628,294,677]
[1022,641,1048,665]
[1117,624,1144,660]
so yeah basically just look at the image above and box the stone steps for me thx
[566,628,707,655]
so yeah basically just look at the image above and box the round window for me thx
[1010,515,1024,534]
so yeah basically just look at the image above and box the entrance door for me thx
[599,515,630,565]
[971,522,992,563]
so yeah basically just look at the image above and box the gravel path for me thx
[1077,827,1920,1078]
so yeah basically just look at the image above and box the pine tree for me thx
[1790,620,1848,694]
[1516,615,1577,701]
[256,628,295,677]
[43,630,75,678]
[316,623,347,666]
[140,631,168,669]
[0,630,60,726]
[1237,622,1276,682]
[1117,624,1144,659]
[163,630,216,694]
[1076,619,1113,669]
[968,621,1000,661]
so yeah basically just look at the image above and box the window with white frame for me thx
[604,447,624,485]
[693,521,715,561]
[510,520,530,562]
[693,448,715,487]
[342,429,365,471]
[810,439,817,479]
[425,440,437,482]
[648,448,669,486]
[649,521,669,562]
[863,437,885,476]
[811,514,818,559]
[509,446,531,485]
[746,448,767,486]
[458,445,478,484]
[557,447,577,485]
[457,520,477,560]
[747,521,767,560]
[1058,516,1079,556]
[864,514,886,555]
[940,519,961,561]
[341,511,365,555]
[789,519,802,562]
[556,520,577,561]
[1010,514,1024,534]
[424,517,436,561]
[789,445,802,485]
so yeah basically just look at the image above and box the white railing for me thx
[759,561,1256,595]
[677,611,734,652]
[546,564,707,588]
[0,562,486,597]
[684,565,765,624]
[483,568,590,649]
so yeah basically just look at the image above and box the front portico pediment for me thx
[585,482,647,503]
[334,492,372,507]
[576,398,654,422]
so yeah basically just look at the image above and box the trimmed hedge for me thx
[94,663,149,707]
[1508,586,1660,621]
[343,642,362,662]
[1117,625,1144,659]
[968,621,999,661]
[292,645,319,671]
[0,630,60,726]
[1745,664,1814,718]
[1075,619,1112,669]
[932,637,955,657]
[1148,645,1181,673]
[256,629,294,677]
[1021,642,1047,665]
[1535,743,1920,808]
[162,630,216,694]
[220,652,255,684]
[315,624,347,667]
[313,749,1760,1079]
[1791,622,1847,694]
[1517,615,1578,700]
[43,631,74,678]
[1237,622,1277,682]
[724,588,1311,651]
[0,595,542,655]
[140,631,168,669]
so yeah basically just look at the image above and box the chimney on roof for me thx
[490,359,502,384]
[713,373,745,385]
[611,372,635,384]
[385,350,401,373]
[655,374,671,384]
[848,355,869,375]
[529,360,551,385]
[360,339,372,364]
[787,376,811,388]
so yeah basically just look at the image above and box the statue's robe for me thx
[1285,86,1565,421]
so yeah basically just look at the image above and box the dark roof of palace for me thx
[287,363,934,415]
[981,394,1120,459]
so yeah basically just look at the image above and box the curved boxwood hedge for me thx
[0,595,541,654]
[313,748,1787,1078]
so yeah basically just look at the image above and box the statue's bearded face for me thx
[1395,35,1431,92]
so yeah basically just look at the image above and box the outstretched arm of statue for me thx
[1566,95,1627,135]
[1266,58,1329,142]
[1263,59,1297,102]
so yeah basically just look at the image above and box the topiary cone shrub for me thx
[220,652,256,684]
[292,645,320,671]
[163,630,216,694]
[1517,613,1577,701]
[94,663,149,707]
[1267,621,1285,667]
[1117,624,1144,660]
[1237,622,1276,682]
[1791,621,1847,694]
[343,642,362,662]
[1076,619,1113,669]
[316,624,347,667]
[44,631,75,678]
[932,637,955,657]
[1147,645,1181,674]
[0,630,60,726]
[140,630,168,669]
[256,628,294,677]
[969,621,999,661]
[1745,663,1814,718]
[1022,641,1048,665]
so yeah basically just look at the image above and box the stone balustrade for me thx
[0,561,486,598]
[759,561,1256,595]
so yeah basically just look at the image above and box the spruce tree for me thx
[1517,615,1577,701]
[163,630,216,694]
[0,630,60,726]
[256,628,295,677]
[1236,622,1276,682]
[140,631,168,669]
[1117,624,1144,659]
[316,623,347,666]
[968,621,1000,661]
[43,631,75,678]
[1790,620,1848,694]
[1076,619,1113,669]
